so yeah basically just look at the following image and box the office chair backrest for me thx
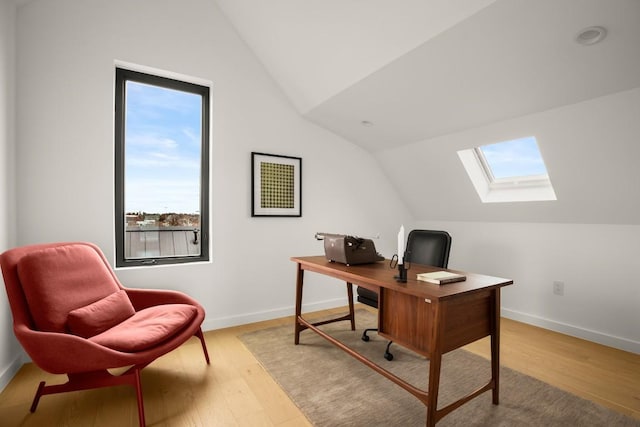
[405,230,451,268]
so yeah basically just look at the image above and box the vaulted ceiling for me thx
[217,0,640,152]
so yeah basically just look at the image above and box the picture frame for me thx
[251,152,302,217]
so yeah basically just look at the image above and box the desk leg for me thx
[491,288,501,404]
[294,264,304,345]
[426,302,444,427]
[346,282,355,331]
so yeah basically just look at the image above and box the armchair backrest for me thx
[405,230,451,268]
[1,242,124,333]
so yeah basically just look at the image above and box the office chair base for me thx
[362,328,394,361]
[361,328,375,342]
[384,340,394,361]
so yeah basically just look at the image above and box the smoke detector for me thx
[575,26,607,45]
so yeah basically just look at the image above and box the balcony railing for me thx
[125,227,200,259]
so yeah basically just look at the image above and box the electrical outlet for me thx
[553,281,565,296]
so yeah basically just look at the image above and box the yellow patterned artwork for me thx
[260,162,295,209]
[252,152,301,216]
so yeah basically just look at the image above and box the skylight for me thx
[458,136,556,203]
[478,136,549,182]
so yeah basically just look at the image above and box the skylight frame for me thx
[474,146,551,189]
[458,136,557,203]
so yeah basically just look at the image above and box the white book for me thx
[416,271,466,285]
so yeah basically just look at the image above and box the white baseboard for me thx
[0,351,27,393]
[201,297,347,331]
[3,304,635,393]
[203,303,640,354]
[502,308,639,354]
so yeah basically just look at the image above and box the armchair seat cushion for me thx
[89,304,197,352]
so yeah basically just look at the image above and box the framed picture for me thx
[251,152,302,217]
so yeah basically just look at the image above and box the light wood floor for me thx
[0,305,638,426]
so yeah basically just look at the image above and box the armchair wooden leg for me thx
[29,369,147,426]
[134,368,145,427]
[30,381,46,413]
[195,328,211,364]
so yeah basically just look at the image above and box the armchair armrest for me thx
[124,288,202,311]
[13,323,147,374]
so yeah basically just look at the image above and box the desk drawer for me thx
[378,289,434,356]
[441,290,492,353]
[378,288,493,357]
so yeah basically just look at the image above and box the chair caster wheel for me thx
[361,334,370,342]
[384,352,394,361]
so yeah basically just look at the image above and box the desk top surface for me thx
[292,255,513,301]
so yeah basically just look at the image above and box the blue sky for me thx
[125,81,202,214]
[480,136,548,179]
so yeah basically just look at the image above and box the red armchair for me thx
[0,242,210,427]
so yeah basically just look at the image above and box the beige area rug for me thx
[240,310,639,427]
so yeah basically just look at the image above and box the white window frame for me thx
[458,139,556,203]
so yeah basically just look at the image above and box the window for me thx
[458,136,556,203]
[115,67,210,267]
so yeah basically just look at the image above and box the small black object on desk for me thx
[390,253,409,283]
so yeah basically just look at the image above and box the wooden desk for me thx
[292,256,513,427]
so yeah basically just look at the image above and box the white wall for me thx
[3,0,411,386]
[384,90,640,353]
[377,88,640,225]
[0,0,21,390]
[413,220,640,353]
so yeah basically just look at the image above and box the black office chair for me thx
[356,229,452,360]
